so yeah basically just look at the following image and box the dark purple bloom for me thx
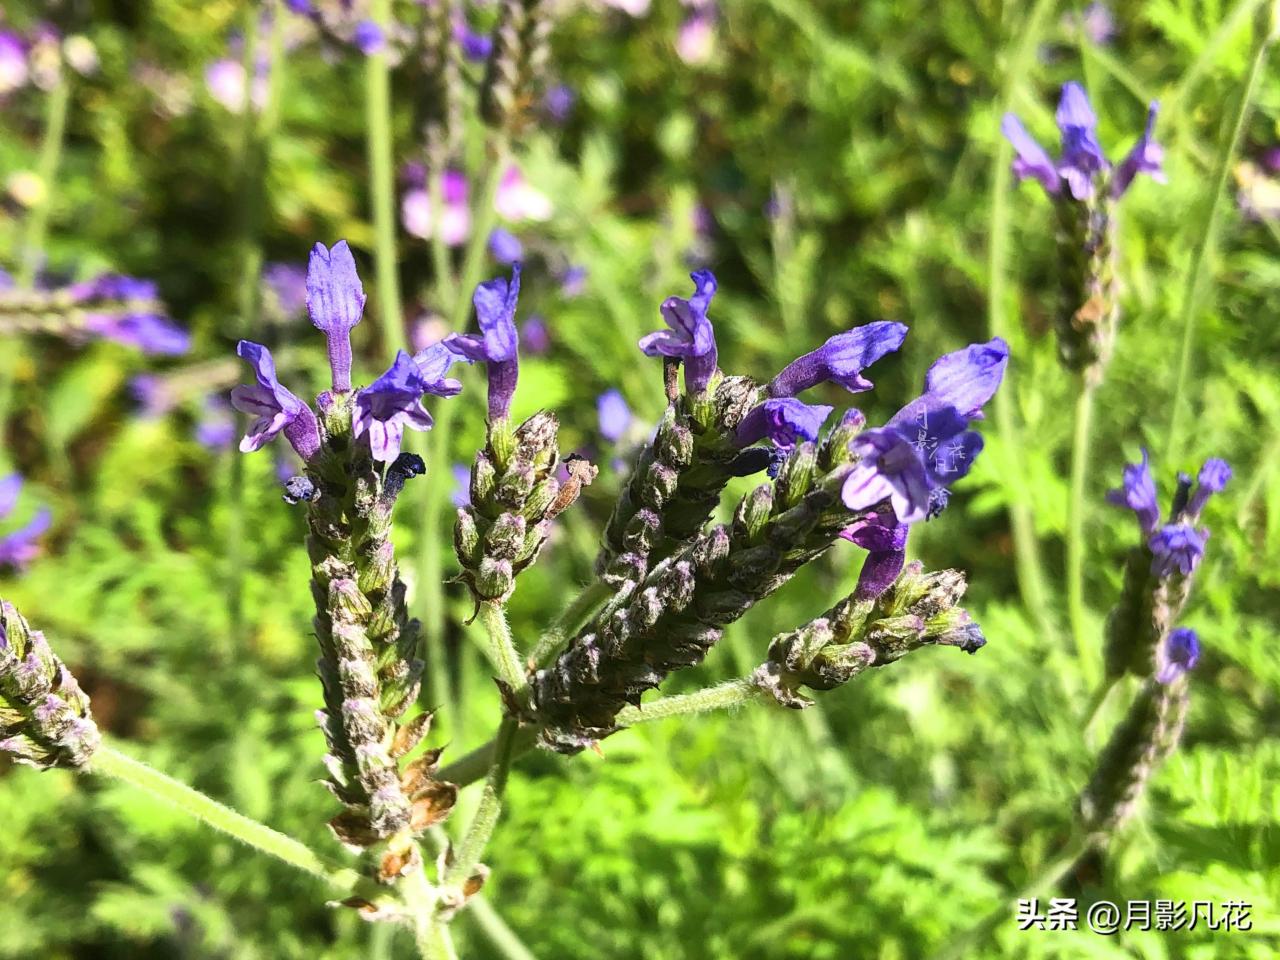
[454,19,493,62]
[639,269,719,394]
[354,351,442,463]
[352,20,385,55]
[1056,82,1108,200]
[545,84,575,123]
[1156,627,1200,684]
[597,389,632,443]
[735,398,833,450]
[1112,103,1166,198]
[1148,523,1207,578]
[307,240,366,393]
[841,339,1007,524]
[767,321,908,397]
[840,512,909,599]
[488,228,523,265]
[230,340,321,460]
[445,266,521,422]
[1106,448,1160,537]
[521,315,551,355]
[83,311,191,355]
[67,274,158,302]
[1186,457,1231,519]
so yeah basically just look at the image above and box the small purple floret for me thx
[639,269,719,394]
[1148,523,1207,578]
[735,398,833,451]
[306,240,366,393]
[354,351,437,463]
[1106,448,1161,537]
[230,340,321,460]
[767,321,908,397]
[444,266,522,422]
[1156,627,1201,684]
[597,389,632,443]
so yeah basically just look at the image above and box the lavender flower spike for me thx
[639,269,719,394]
[354,351,440,463]
[230,341,322,460]
[1105,449,1160,537]
[1155,627,1200,685]
[306,241,366,393]
[445,266,522,422]
[767,321,908,397]
[1186,457,1231,519]
[1112,102,1166,198]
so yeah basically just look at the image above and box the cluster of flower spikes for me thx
[450,264,596,612]
[0,598,100,770]
[1078,451,1228,837]
[0,271,189,355]
[230,241,461,882]
[530,267,1010,752]
[1003,82,1165,381]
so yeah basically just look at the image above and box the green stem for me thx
[986,0,1059,636]
[1165,24,1273,464]
[465,895,539,960]
[928,836,1091,960]
[614,678,763,725]
[1065,380,1096,677]
[366,0,404,352]
[428,165,457,308]
[17,76,70,287]
[91,743,360,890]
[450,141,509,331]
[477,601,526,693]
[444,718,517,886]
[530,580,611,666]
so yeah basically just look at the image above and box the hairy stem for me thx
[366,0,404,352]
[445,718,517,886]
[1066,379,1096,678]
[91,743,360,889]
[478,601,526,693]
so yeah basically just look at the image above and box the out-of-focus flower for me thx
[560,265,587,298]
[521,315,550,354]
[62,35,98,76]
[205,58,268,112]
[7,171,46,209]
[601,0,652,15]
[352,20,384,54]
[488,228,524,265]
[0,475,51,571]
[454,16,492,62]
[195,397,236,451]
[597,389,632,443]
[402,169,471,247]
[262,262,309,318]
[675,8,716,65]
[1155,627,1200,684]
[495,165,553,222]
[0,32,29,95]
[451,463,471,508]
[544,84,575,123]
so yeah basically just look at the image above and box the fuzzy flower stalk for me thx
[533,334,1005,752]
[449,266,596,612]
[1102,451,1229,684]
[231,241,460,886]
[1002,82,1164,380]
[0,598,100,770]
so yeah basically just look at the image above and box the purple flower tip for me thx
[1112,102,1166,197]
[230,340,320,460]
[597,389,633,443]
[445,266,522,421]
[354,351,437,463]
[767,321,908,397]
[1106,448,1160,538]
[639,269,719,393]
[1156,627,1201,684]
[352,20,385,55]
[1148,523,1207,579]
[488,228,524,265]
[307,240,366,392]
[1001,113,1060,196]
[735,398,833,450]
[1187,456,1231,517]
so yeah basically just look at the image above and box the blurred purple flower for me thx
[454,17,492,61]
[560,265,587,298]
[452,463,472,508]
[352,21,384,55]
[521,315,551,354]
[1148,524,1207,578]
[0,475,50,571]
[676,10,715,65]
[488,228,524,265]
[403,169,471,246]
[1156,627,1200,684]
[1186,458,1231,519]
[0,31,28,95]
[495,165,552,222]
[262,262,308,317]
[84,312,191,355]
[597,389,632,443]
[544,84,575,123]
[205,58,267,112]
[195,397,236,451]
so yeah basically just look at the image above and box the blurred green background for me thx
[1,0,1278,957]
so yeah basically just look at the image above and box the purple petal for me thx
[767,321,908,397]
[1001,113,1060,195]
[0,474,22,519]
[306,240,366,334]
[734,398,833,449]
[1056,82,1108,200]
[1106,447,1160,537]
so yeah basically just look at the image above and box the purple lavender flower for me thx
[452,463,472,508]
[560,265,587,299]
[353,351,442,463]
[454,17,493,62]
[445,266,522,422]
[521,315,551,355]
[841,339,1008,524]
[488,228,524,265]
[544,84,575,123]
[352,21,385,55]
[494,165,553,223]
[735,398,833,450]
[0,475,50,571]
[1148,524,1207,578]
[230,341,321,460]
[195,397,236,451]
[1186,457,1231,519]
[1106,448,1160,536]
[306,240,366,393]
[262,262,308,317]
[1002,82,1164,200]
[411,342,465,397]
[83,312,191,355]
[0,32,28,96]
[840,512,910,600]
[1155,627,1200,684]
[403,170,471,246]
[767,321,908,397]
[597,389,632,443]
[639,269,719,394]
